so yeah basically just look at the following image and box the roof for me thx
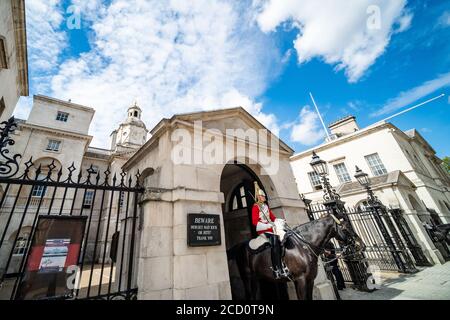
[123,106,294,169]
[150,106,293,152]
[404,129,436,154]
[328,115,355,128]
[128,102,142,112]
[336,170,415,195]
[290,121,391,161]
[34,95,95,113]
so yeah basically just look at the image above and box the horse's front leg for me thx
[250,275,259,300]
[294,277,307,300]
[306,278,314,300]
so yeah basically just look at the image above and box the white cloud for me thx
[371,72,450,117]
[20,0,283,148]
[290,106,325,146]
[438,11,450,28]
[25,0,67,92]
[254,0,411,82]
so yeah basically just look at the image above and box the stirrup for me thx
[280,263,292,278]
[270,267,282,279]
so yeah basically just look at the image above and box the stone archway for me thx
[220,161,288,300]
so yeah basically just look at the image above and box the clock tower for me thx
[110,102,148,150]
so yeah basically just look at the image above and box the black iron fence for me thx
[305,200,429,289]
[0,117,143,300]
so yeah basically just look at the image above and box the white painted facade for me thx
[0,0,28,122]
[290,116,450,264]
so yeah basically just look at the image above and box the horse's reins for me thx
[284,215,364,264]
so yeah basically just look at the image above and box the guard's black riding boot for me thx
[269,235,283,279]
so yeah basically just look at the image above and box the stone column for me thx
[136,187,232,300]
[136,189,174,299]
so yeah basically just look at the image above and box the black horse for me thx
[227,214,364,300]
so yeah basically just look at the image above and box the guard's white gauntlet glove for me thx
[256,222,273,232]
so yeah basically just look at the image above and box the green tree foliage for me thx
[442,157,450,174]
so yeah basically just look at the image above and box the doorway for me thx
[220,162,288,300]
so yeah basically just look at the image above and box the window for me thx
[31,174,47,197]
[13,234,30,255]
[230,183,250,211]
[365,153,387,176]
[134,111,138,117]
[0,36,7,69]
[31,184,46,197]
[119,191,125,208]
[83,190,94,209]
[0,97,5,119]
[56,111,69,122]
[308,172,323,190]
[46,139,61,152]
[333,163,351,183]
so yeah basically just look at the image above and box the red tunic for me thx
[252,203,276,235]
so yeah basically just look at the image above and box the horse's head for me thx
[329,214,365,253]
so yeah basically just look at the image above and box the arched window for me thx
[229,183,254,211]
[11,228,32,255]
[0,36,8,69]
[355,200,370,211]
[110,231,119,263]
[134,111,138,117]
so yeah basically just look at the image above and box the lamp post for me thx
[310,151,341,204]
[310,153,371,291]
[354,166,379,206]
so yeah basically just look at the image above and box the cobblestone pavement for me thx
[338,262,450,300]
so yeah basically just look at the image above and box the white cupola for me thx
[110,101,148,150]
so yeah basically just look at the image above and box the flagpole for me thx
[309,92,331,140]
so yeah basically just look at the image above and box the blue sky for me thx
[17,0,450,157]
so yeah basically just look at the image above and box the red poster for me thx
[15,216,87,300]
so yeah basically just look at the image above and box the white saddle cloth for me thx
[249,233,269,250]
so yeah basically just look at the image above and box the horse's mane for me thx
[289,218,328,242]
[292,218,325,233]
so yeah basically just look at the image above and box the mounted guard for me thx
[251,181,290,280]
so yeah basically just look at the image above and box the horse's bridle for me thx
[286,216,365,264]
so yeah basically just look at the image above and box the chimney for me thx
[328,115,359,138]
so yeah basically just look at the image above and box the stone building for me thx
[0,0,28,122]
[0,95,335,300]
[120,107,334,300]
[0,95,147,279]
[290,116,450,265]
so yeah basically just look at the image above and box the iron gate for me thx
[305,201,426,287]
[0,117,143,300]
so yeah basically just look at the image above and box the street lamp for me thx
[309,151,340,202]
[354,166,379,206]
[354,166,370,187]
[310,151,328,176]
